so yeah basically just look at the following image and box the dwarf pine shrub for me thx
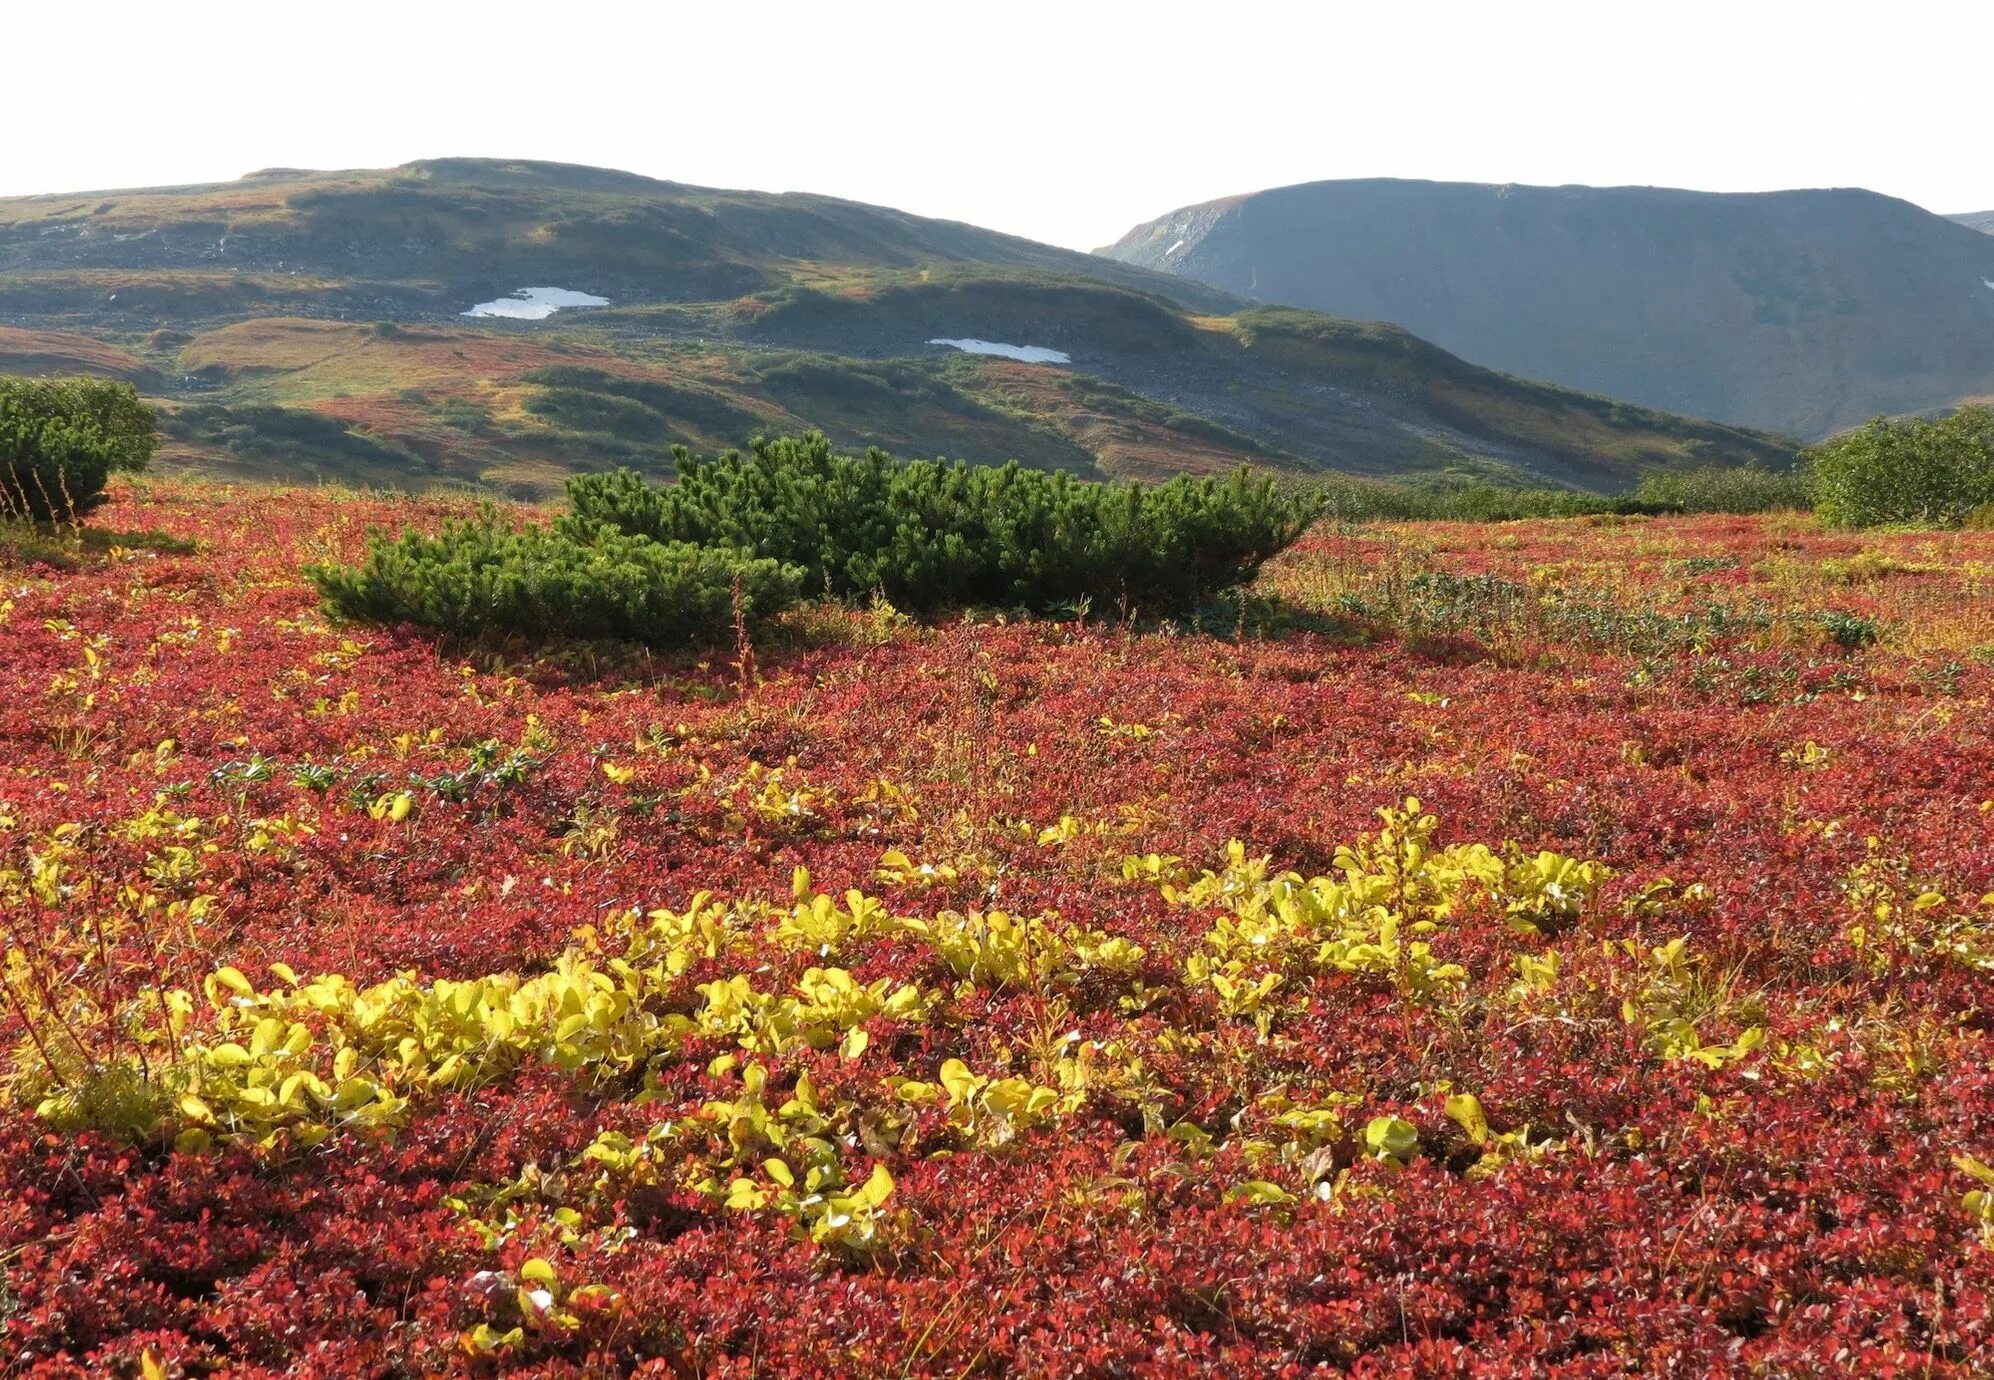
[310,509,802,646]
[562,432,1317,613]
[0,377,157,522]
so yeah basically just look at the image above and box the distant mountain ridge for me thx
[0,157,1241,324]
[1953,210,1994,236]
[1102,178,1994,438]
[0,159,1791,495]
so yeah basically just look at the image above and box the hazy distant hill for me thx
[1102,179,1994,438]
[0,159,1791,495]
[1953,210,1994,236]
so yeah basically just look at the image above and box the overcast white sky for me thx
[6,0,1990,249]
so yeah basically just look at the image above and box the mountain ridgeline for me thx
[1103,179,1994,439]
[0,158,1792,496]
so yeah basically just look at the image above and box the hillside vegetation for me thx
[1104,178,1994,438]
[0,160,1794,495]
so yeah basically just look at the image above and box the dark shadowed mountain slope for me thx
[0,160,1791,495]
[1102,179,1994,438]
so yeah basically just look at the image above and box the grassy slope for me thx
[0,327,155,382]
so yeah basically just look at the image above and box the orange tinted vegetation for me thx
[0,169,391,229]
[0,327,153,380]
[175,319,607,395]
[2,481,1991,1372]
[967,359,1279,480]
[1268,514,1994,656]
[0,267,344,297]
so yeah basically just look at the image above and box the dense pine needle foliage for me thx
[0,376,157,522]
[309,509,801,646]
[562,433,1318,612]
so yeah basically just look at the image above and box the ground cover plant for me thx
[1,479,1991,1374]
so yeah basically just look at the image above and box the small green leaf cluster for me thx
[0,376,158,522]
[561,432,1316,613]
[309,508,802,647]
[1807,405,1994,528]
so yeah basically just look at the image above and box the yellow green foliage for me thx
[1844,839,1994,976]
[1151,799,1611,1026]
[890,1057,1080,1148]
[1617,937,1766,1068]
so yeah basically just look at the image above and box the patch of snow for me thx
[1983,277,1994,292]
[927,337,1070,365]
[464,286,610,320]
[1165,238,1186,256]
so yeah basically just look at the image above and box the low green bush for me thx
[522,367,762,438]
[161,401,425,471]
[1629,464,1813,515]
[523,386,670,442]
[1807,407,1994,528]
[1310,475,1617,523]
[1815,608,1882,650]
[0,377,157,521]
[1309,463,1813,524]
[309,510,802,647]
[562,432,1316,613]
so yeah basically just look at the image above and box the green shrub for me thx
[522,367,762,438]
[1630,464,1814,514]
[523,386,671,442]
[1310,476,1618,523]
[1807,407,1994,528]
[1816,608,1883,651]
[436,398,493,433]
[161,401,425,470]
[1307,463,1812,525]
[562,433,1315,613]
[309,510,802,647]
[0,377,157,521]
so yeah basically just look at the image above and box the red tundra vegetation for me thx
[1,481,1991,1376]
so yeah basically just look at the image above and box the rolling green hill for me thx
[1104,179,1994,439]
[0,159,1794,495]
